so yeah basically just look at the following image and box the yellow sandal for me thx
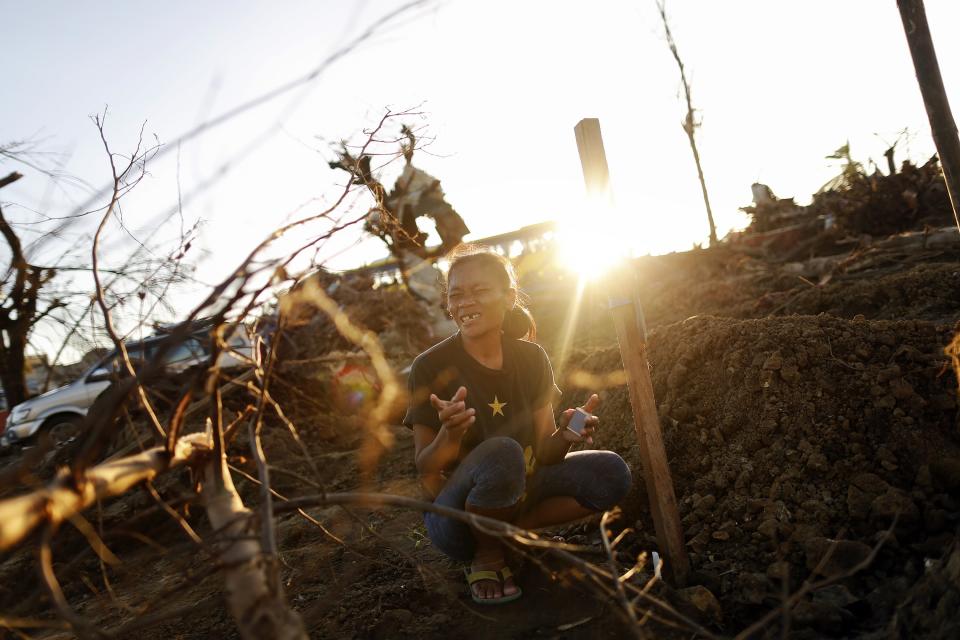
[464,566,522,605]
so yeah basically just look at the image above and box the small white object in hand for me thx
[567,407,591,435]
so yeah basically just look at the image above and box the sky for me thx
[3,0,960,355]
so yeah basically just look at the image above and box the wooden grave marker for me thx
[573,117,690,587]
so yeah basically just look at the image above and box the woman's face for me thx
[447,260,516,340]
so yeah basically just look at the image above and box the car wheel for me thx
[45,417,83,447]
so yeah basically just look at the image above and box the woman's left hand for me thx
[556,393,601,444]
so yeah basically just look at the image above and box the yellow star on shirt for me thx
[488,396,507,417]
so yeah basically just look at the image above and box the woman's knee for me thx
[580,451,633,511]
[465,437,526,509]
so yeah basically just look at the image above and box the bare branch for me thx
[91,113,167,442]
[0,433,212,551]
[202,422,307,639]
[656,0,717,245]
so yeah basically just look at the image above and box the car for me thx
[0,322,256,448]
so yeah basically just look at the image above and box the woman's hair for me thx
[443,243,536,341]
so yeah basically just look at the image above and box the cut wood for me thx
[0,432,212,551]
[203,437,307,640]
[573,118,690,586]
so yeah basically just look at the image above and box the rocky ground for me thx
[1,202,959,637]
[580,313,959,638]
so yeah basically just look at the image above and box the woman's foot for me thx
[468,554,520,602]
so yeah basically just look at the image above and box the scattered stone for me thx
[688,530,711,553]
[804,537,872,578]
[871,489,921,528]
[812,584,858,608]
[852,473,890,495]
[916,465,933,490]
[847,486,872,520]
[766,561,791,582]
[931,393,958,411]
[380,609,413,625]
[694,494,717,515]
[762,352,783,371]
[780,363,801,384]
[372,609,414,639]
[793,599,844,630]
[923,508,946,533]
[790,523,824,543]
[737,572,772,605]
[877,364,902,383]
[806,451,828,471]
[876,394,896,409]
[890,379,914,400]
[757,518,779,540]
[423,613,451,627]
[930,458,960,493]
[678,585,722,622]
[667,364,688,390]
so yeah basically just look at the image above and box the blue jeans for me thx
[424,436,633,561]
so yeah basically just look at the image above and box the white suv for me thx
[1,324,255,448]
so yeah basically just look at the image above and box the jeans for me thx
[424,436,633,561]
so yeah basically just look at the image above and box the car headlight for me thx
[9,406,31,424]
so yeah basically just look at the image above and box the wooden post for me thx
[897,0,960,232]
[573,118,690,586]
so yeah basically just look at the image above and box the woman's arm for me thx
[532,404,572,465]
[533,394,601,466]
[412,386,475,498]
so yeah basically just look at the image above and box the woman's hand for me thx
[430,386,475,438]
[556,393,601,444]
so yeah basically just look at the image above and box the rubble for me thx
[1,153,958,637]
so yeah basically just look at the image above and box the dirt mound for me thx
[572,314,958,634]
[281,270,437,367]
[757,261,960,322]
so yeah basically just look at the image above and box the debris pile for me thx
[267,269,438,438]
[280,269,437,367]
[809,157,953,237]
[735,155,954,260]
[579,313,958,635]
[329,125,470,262]
[1,144,958,638]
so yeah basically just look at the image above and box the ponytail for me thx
[503,305,536,341]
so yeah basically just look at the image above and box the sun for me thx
[553,197,633,281]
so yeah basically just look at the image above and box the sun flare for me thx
[553,197,634,281]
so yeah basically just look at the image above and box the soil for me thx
[578,314,958,637]
[1,220,959,638]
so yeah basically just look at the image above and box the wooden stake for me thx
[897,0,960,233]
[573,118,690,586]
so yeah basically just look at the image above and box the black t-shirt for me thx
[403,333,561,473]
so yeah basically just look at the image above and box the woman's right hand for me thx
[430,386,475,438]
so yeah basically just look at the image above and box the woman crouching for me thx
[403,244,632,604]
